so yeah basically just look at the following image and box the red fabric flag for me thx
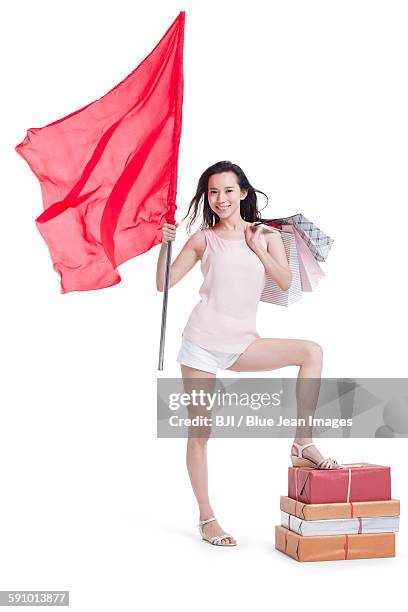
[15,12,184,293]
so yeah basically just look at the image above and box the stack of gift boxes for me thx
[275,463,400,562]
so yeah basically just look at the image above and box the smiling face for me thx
[207,171,247,219]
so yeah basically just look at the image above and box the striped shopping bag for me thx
[260,226,302,307]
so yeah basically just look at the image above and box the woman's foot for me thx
[291,439,340,469]
[291,440,324,464]
[199,517,236,545]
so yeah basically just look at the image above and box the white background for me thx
[2,0,407,609]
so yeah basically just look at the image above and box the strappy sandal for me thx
[290,442,340,469]
[197,517,237,546]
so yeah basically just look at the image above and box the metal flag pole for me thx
[157,239,173,370]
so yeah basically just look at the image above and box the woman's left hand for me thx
[245,223,267,255]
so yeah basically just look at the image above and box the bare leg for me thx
[181,364,236,545]
[226,337,331,465]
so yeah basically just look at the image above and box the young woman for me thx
[156,160,339,547]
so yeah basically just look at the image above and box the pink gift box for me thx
[288,463,391,504]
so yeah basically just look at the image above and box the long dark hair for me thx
[180,161,269,234]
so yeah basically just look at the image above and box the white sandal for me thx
[290,442,340,470]
[197,517,237,546]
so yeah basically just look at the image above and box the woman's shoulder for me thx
[185,229,207,259]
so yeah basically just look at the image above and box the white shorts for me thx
[176,336,241,374]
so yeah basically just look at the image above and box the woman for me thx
[156,161,339,547]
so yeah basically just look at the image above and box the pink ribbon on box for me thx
[344,534,349,560]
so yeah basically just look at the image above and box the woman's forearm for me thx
[156,242,170,291]
[254,248,292,291]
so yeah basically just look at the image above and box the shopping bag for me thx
[260,226,302,307]
[293,227,325,291]
[262,213,334,262]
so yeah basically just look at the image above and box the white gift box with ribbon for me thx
[281,511,400,536]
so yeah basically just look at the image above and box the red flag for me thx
[15,12,184,293]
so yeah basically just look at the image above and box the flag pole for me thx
[157,11,185,370]
[157,239,172,370]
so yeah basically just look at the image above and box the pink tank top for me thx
[182,227,267,353]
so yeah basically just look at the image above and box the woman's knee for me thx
[187,431,211,445]
[301,341,323,365]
